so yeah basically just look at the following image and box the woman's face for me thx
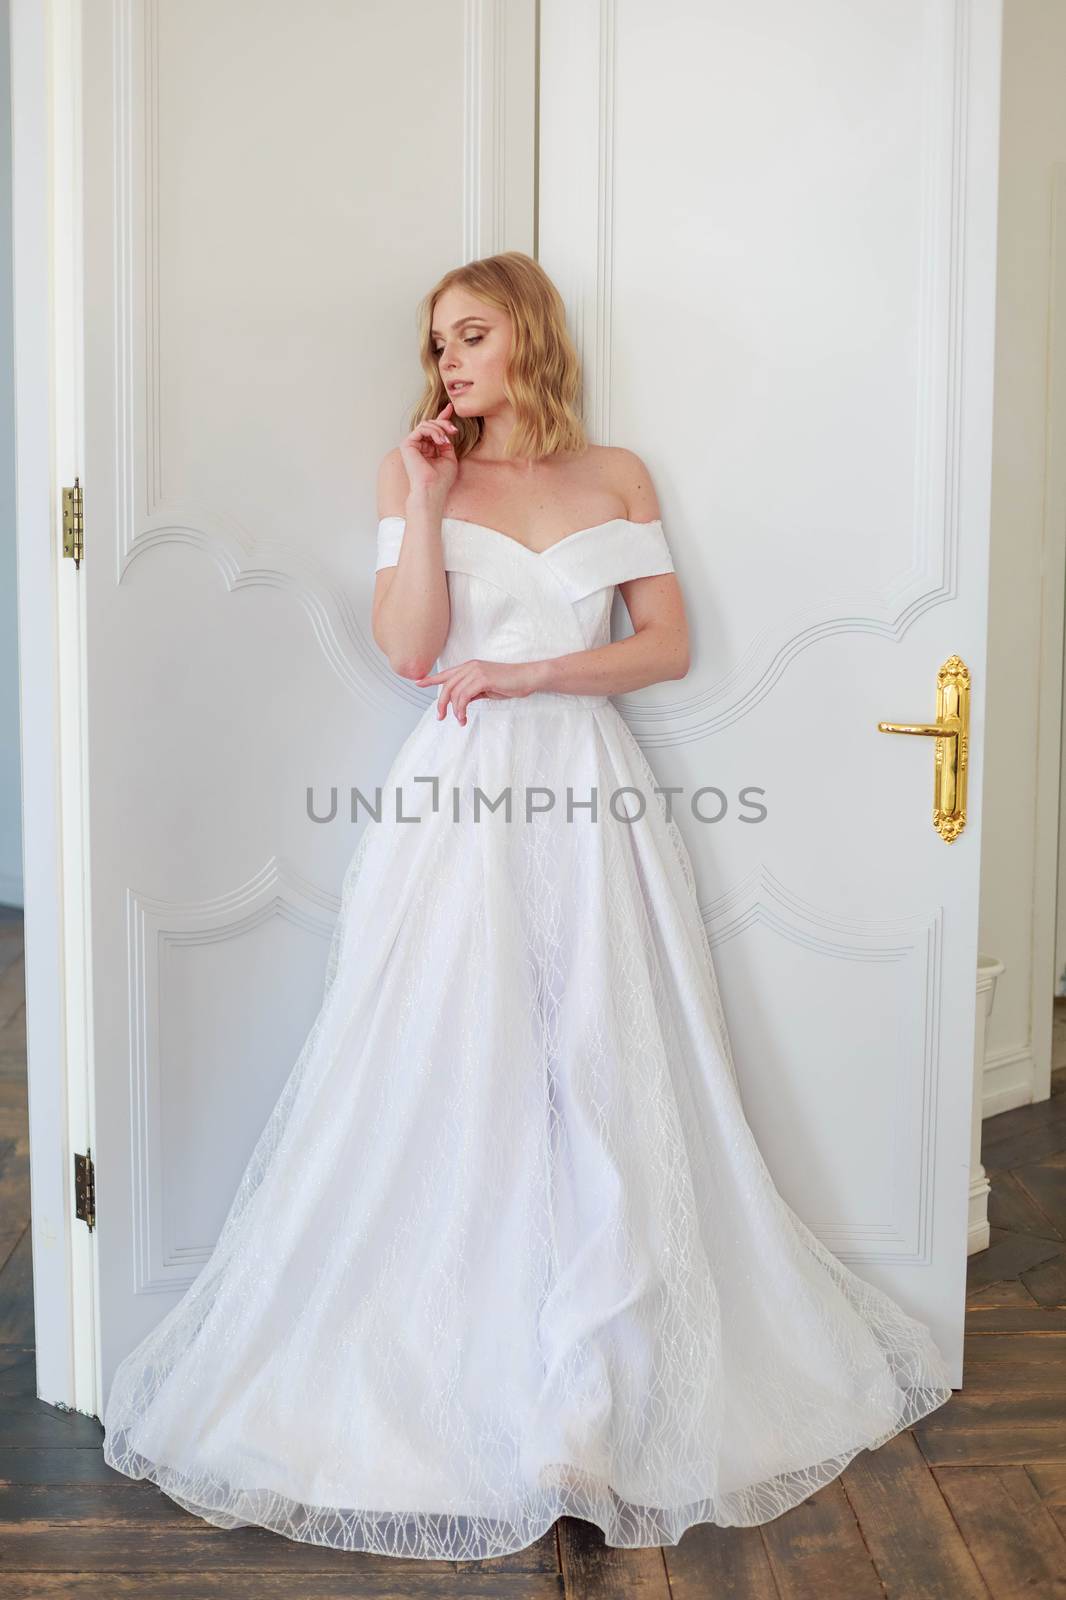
[430,287,512,416]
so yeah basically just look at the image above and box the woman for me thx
[101,251,954,1561]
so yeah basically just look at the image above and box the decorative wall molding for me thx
[698,864,943,1264]
[110,0,518,718]
[126,858,339,1293]
[573,0,973,748]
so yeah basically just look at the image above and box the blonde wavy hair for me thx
[410,252,588,462]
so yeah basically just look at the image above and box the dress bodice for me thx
[375,515,676,671]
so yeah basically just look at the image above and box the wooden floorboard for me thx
[2,905,1065,1596]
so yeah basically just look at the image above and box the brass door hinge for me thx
[74,1148,95,1232]
[63,478,83,567]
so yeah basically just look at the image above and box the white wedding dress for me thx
[101,513,954,1560]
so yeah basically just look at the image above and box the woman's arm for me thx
[533,572,690,695]
[371,447,452,679]
[417,600,688,725]
[535,446,689,694]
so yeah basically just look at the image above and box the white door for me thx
[539,0,1002,1383]
[84,0,1000,1403]
[84,0,536,1400]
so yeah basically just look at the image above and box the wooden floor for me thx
[2,907,1066,1598]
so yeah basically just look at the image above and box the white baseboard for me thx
[982,1044,1038,1119]
[968,1168,992,1255]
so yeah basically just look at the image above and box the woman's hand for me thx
[399,402,459,500]
[414,659,543,725]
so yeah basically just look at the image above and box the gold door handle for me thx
[877,655,970,843]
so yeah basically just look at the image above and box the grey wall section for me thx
[0,0,22,908]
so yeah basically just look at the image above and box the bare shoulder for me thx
[376,446,410,520]
[600,444,662,522]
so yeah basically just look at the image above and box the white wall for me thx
[0,0,22,908]
[981,0,1066,1111]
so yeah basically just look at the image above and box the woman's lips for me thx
[449,382,473,394]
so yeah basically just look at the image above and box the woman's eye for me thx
[433,336,482,356]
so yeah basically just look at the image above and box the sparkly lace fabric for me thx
[101,517,954,1559]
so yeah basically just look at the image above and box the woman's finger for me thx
[441,670,472,724]
[452,668,486,724]
[420,414,457,440]
[423,667,484,723]
[412,420,449,444]
[413,424,449,449]
[435,677,456,719]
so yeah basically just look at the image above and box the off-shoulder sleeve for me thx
[615,519,674,580]
[549,518,676,602]
[375,516,405,571]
